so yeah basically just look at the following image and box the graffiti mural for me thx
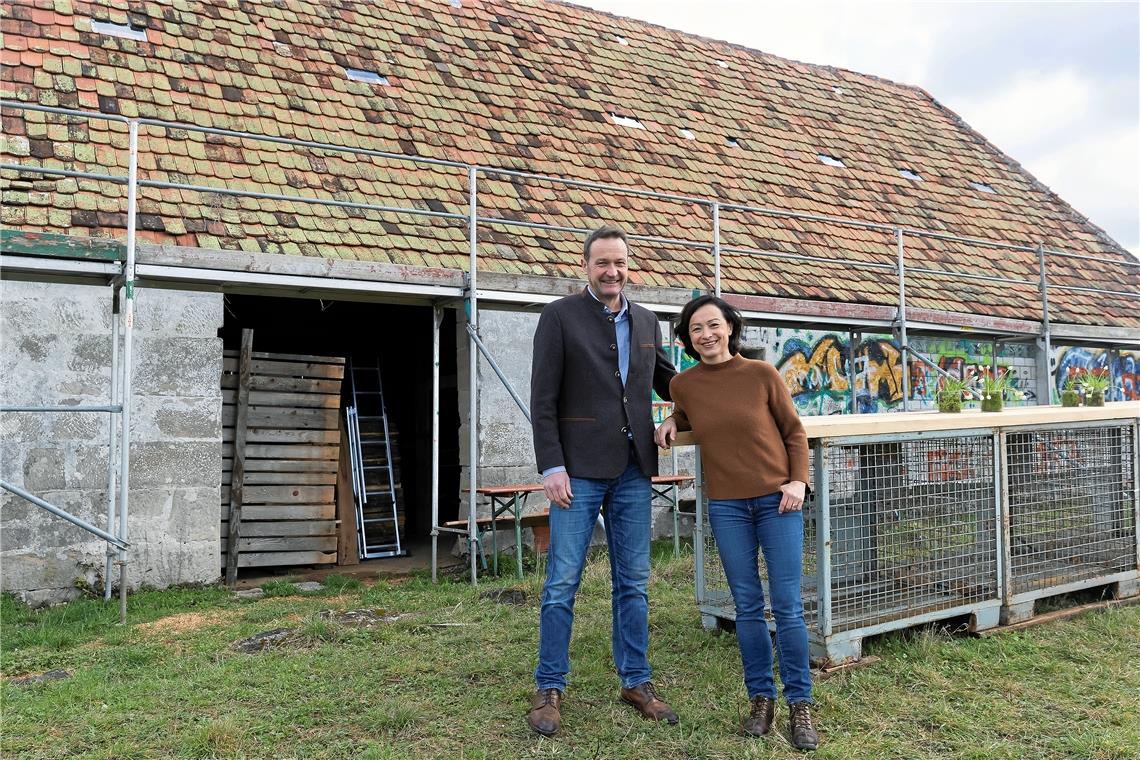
[1055,347,1138,401]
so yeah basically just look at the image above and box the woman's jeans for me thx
[708,492,813,703]
[535,459,653,692]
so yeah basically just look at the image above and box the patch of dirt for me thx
[135,610,238,635]
[4,669,70,686]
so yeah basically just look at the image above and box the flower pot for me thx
[1087,390,1105,407]
[936,392,962,413]
[1060,390,1080,407]
[980,395,1003,413]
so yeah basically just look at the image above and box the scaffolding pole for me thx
[895,229,910,411]
[431,304,443,583]
[115,119,139,622]
[466,165,479,585]
[104,293,120,600]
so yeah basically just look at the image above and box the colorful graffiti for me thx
[1055,348,1138,401]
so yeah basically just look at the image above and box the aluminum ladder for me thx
[346,359,405,558]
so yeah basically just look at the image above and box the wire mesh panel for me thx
[1006,424,1137,596]
[827,434,998,632]
[699,451,823,631]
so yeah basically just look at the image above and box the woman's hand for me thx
[654,416,678,449]
[779,480,806,514]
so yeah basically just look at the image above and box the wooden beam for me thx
[224,328,253,587]
[336,418,360,566]
[0,230,124,261]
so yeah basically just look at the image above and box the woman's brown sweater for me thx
[669,354,809,499]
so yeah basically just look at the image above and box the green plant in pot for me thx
[1060,376,1081,407]
[979,370,1008,412]
[1080,370,1111,407]
[936,377,968,413]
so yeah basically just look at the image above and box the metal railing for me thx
[3,100,1138,591]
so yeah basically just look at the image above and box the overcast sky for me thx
[573,0,1140,258]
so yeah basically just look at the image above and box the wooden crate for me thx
[221,347,345,575]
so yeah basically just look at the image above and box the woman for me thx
[655,295,817,751]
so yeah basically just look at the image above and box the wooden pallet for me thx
[220,337,346,581]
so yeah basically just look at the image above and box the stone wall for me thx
[1,280,224,605]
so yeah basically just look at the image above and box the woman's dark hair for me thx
[675,295,743,361]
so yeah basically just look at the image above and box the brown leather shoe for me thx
[741,695,775,737]
[527,688,562,736]
[619,681,679,724]
[788,702,819,751]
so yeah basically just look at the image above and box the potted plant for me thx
[1080,370,1111,407]
[980,370,1007,413]
[1060,376,1081,407]
[936,377,968,413]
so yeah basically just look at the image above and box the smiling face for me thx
[583,235,629,310]
[687,302,734,364]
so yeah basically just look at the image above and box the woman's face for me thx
[688,303,733,364]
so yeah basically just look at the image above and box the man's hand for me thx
[543,471,574,509]
[654,417,678,449]
[778,480,806,514]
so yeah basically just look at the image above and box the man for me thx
[527,224,678,737]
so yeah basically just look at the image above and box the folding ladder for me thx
[346,359,405,558]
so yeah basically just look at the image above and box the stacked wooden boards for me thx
[221,346,345,573]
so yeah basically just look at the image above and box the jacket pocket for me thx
[559,416,596,422]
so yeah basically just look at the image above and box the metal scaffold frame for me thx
[2,100,1138,594]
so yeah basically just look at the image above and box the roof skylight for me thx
[898,168,922,181]
[970,181,997,194]
[91,20,147,41]
[345,68,390,85]
[611,113,645,130]
[818,154,845,168]
[680,128,696,140]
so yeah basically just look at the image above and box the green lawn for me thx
[2,547,1138,760]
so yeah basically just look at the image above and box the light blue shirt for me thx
[542,287,631,480]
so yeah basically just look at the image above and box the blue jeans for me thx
[708,492,813,704]
[535,459,652,692]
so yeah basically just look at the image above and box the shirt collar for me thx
[586,285,628,317]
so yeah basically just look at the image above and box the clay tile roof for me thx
[1,0,1136,327]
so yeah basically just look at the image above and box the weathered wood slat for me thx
[245,390,341,409]
[222,375,343,394]
[220,504,336,521]
[223,471,338,486]
[223,357,345,379]
[222,520,337,539]
[223,428,341,444]
[223,536,338,553]
[223,443,339,460]
[237,550,337,568]
[245,406,340,429]
[235,485,335,505]
[225,350,346,366]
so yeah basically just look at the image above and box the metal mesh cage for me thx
[827,435,998,632]
[699,434,999,635]
[1006,424,1137,595]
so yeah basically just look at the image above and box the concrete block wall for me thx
[1,280,223,605]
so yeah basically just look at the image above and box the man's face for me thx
[584,236,629,305]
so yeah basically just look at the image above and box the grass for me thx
[2,545,1138,760]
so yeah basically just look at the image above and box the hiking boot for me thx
[741,695,775,737]
[620,681,679,724]
[527,688,562,737]
[788,702,819,751]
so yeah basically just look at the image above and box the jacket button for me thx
[614,370,621,378]
[623,396,628,403]
[608,317,614,322]
[610,343,616,350]
[620,426,629,433]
